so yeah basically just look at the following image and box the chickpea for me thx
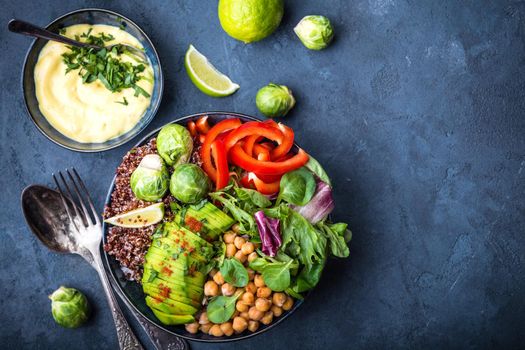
[246,268,255,281]
[204,281,220,297]
[282,296,294,311]
[245,282,257,294]
[185,322,199,334]
[234,250,247,263]
[200,323,212,333]
[234,236,246,249]
[213,271,225,285]
[272,292,287,307]
[209,324,224,337]
[236,300,249,312]
[241,242,255,255]
[199,312,209,324]
[220,322,234,336]
[247,251,258,263]
[260,311,274,325]
[254,274,265,288]
[226,243,237,258]
[239,311,249,320]
[241,291,255,305]
[248,306,264,321]
[223,231,236,243]
[257,287,272,298]
[271,305,283,317]
[255,298,272,312]
[248,320,259,332]
[232,316,248,333]
[221,283,236,296]
[231,223,241,233]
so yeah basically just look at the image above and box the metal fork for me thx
[53,168,144,350]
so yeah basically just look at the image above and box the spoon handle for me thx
[93,253,144,350]
[8,19,98,49]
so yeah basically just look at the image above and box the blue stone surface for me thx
[1,0,524,349]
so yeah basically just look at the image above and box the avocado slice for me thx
[144,252,206,289]
[143,267,204,295]
[143,283,201,308]
[150,307,194,325]
[145,295,198,315]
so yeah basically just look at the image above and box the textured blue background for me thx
[1,0,524,349]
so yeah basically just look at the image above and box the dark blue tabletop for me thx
[1,0,524,349]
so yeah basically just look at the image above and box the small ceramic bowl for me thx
[22,8,163,152]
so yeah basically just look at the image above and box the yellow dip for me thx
[34,24,154,143]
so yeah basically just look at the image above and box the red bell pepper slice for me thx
[249,173,280,195]
[224,121,284,152]
[196,116,210,134]
[270,123,294,159]
[187,121,198,137]
[229,144,309,175]
[201,118,242,182]
[210,139,229,190]
[243,134,263,156]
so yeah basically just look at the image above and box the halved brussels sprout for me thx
[170,164,211,204]
[49,286,90,328]
[156,124,193,166]
[294,15,334,50]
[130,154,169,201]
[255,83,295,118]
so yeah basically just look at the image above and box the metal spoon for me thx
[21,185,189,350]
[8,19,147,61]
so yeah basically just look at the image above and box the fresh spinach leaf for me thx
[209,191,256,235]
[248,257,268,272]
[235,187,272,209]
[207,290,243,323]
[317,222,350,258]
[262,260,293,292]
[285,287,304,300]
[305,156,331,186]
[291,258,325,293]
[220,258,249,287]
[277,168,316,206]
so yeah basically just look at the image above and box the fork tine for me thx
[69,168,101,225]
[65,168,95,226]
[58,170,87,227]
[53,172,80,232]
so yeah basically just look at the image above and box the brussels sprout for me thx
[294,15,334,50]
[156,124,193,166]
[49,286,90,328]
[130,154,169,201]
[255,83,296,118]
[170,164,211,203]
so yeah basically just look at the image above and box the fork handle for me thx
[93,252,144,350]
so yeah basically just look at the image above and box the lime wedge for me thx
[104,202,164,228]
[184,44,240,97]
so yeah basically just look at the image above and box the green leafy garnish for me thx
[220,258,249,287]
[277,168,316,206]
[207,290,243,323]
[61,30,150,97]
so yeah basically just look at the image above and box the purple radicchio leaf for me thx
[254,210,282,257]
[291,181,334,224]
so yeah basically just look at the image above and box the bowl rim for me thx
[21,7,164,153]
[102,111,306,343]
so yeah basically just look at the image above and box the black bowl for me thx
[102,112,305,342]
[22,8,163,152]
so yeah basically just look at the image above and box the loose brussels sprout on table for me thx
[49,286,90,328]
[156,124,193,166]
[130,154,169,201]
[256,83,296,118]
[170,164,211,204]
[294,15,334,50]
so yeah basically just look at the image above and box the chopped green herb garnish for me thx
[147,269,158,282]
[115,97,128,106]
[61,30,149,98]
[59,28,67,35]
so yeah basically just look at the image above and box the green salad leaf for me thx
[317,222,350,258]
[209,191,257,236]
[291,258,325,293]
[235,187,272,210]
[305,156,332,186]
[277,168,316,206]
[220,258,249,287]
[207,290,243,323]
[249,257,296,292]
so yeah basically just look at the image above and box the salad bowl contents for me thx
[103,113,351,340]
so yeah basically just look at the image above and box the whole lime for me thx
[218,0,284,43]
